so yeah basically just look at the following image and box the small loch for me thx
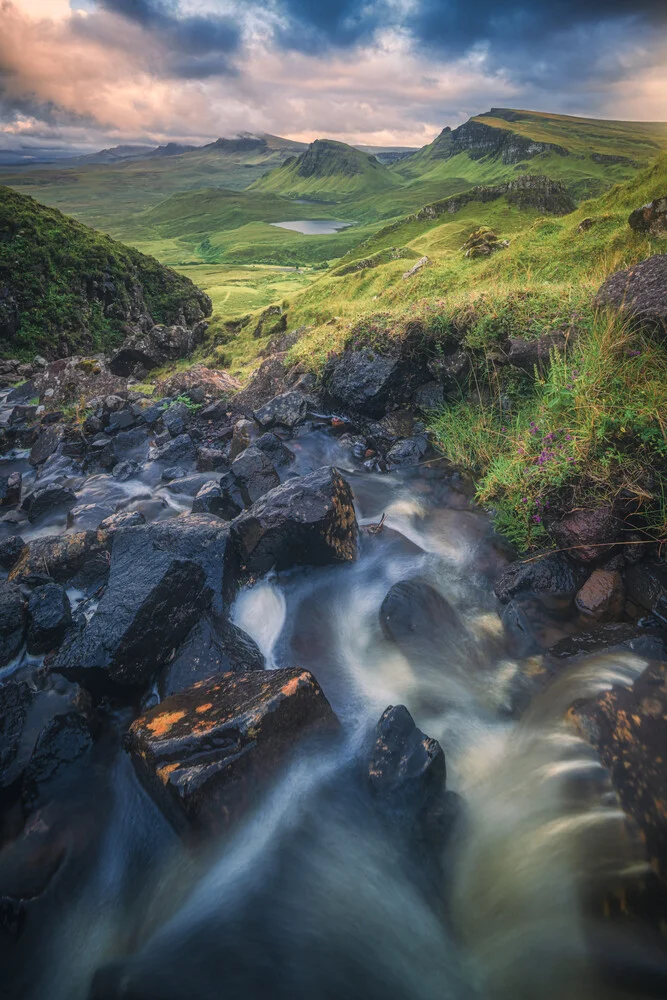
[270,220,354,235]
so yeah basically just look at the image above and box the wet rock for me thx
[229,418,255,461]
[213,473,245,520]
[109,323,209,376]
[386,436,428,467]
[107,409,135,433]
[21,485,77,524]
[49,545,210,691]
[0,672,93,805]
[126,667,338,836]
[67,503,116,531]
[151,433,196,465]
[575,569,625,621]
[0,471,21,507]
[0,535,25,570]
[625,561,667,623]
[166,473,214,497]
[191,481,229,518]
[83,413,104,436]
[230,466,358,582]
[505,331,569,373]
[0,581,27,667]
[161,465,186,483]
[9,530,112,587]
[21,712,94,812]
[550,507,620,564]
[160,616,265,698]
[368,705,448,847]
[571,659,667,920]
[595,255,667,335]
[254,391,308,430]
[196,446,228,472]
[27,584,72,655]
[494,551,588,603]
[162,402,190,438]
[549,623,667,661]
[112,459,140,481]
[412,382,445,411]
[628,197,667,237]
[380,578,464,664]
[322,350,398,417]
[28,425,63,467]
[254,431,295,468]
[231,446,280,505]
[98,510,146,532]
[8,403,38,426]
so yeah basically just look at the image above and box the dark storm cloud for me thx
[269,0,384,53]
[95,0,241,76]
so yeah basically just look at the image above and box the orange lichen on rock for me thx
[145,710,187,737]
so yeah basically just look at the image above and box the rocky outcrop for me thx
[109,322,209,376]
[628,197,667,237]
[461,229,509,258]
[9,530,112,587]
[595,255,667,335]
[416,175,576,223]
[230,466,358,583]
[125,668,338,836]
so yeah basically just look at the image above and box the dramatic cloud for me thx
[0,0,665,154]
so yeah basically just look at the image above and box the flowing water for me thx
[0,402,662,1000]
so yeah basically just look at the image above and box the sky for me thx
[1,0,666,156]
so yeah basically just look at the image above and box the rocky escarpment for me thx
[416,175,576,220]
[0,186,212,360]
[420,117,570,166]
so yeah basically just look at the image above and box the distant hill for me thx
[250,139,401,201]
[0,186,211,358]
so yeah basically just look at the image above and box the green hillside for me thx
[250,139,401,201]
[0,185,211,358]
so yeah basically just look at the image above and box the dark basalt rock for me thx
[49,517,232,690]
[191,481,229,518]
[21,485,77,524]
[494,551,588,603]
[368,705,449,848]
[625,561,667,623]
[386,436,427,467]
[107,409,135,434]
[125,667,338,836]
[254,431,295,468]
[162,401,190,438]
[571,660,667,927]
[628,197,667,237]
[231,445,280,505]
[159,616,265,698]
[67,503,115,531]
[0,471,21,507]
[109,322,209,377]
[196,447,228,472]
[380,578,464,664]
[112,459,140,481]
[230,466,358,583]
[151,433,196,465]
[549,506,620,563]
[166,473,213,497]
[0,580,27,667]
[549,623,667,661]
[595,255,667,335]
[0,534,25,570]
[322,350,399,417]
[21,712,94,812]
[26,583,72,655]
[254,391,308,430]
[9,530,112,587]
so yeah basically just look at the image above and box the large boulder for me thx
[322,350,399,417]
[49,516,233,690]
[550,506,621,564]
[109,322,208,376]
[254,391,308,430]
[125,668,338,836]
[595,255,667,335]
[230,466,358,583]
[21,485,77,524]
[26,583,72,655]
[380,578,465,664]
[494,551,587,603]
[159,616,264,698]
[9,530,112,587]
[0,580,27,667]
[0,535,25,570]
[571,660,667,926]
[231,445,280,505]
[628,197,667,237]
[29,425,64,467]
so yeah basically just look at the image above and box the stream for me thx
[0,391,660,1000]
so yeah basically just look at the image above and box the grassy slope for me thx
[0,185,210,358]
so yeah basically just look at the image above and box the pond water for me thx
[270,220,354,235]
